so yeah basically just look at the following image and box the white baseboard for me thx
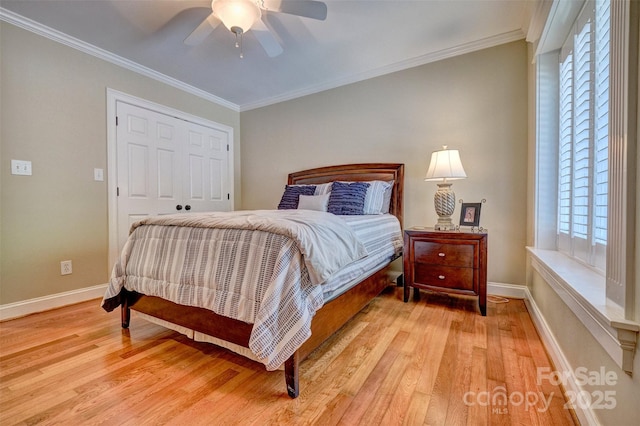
[488,281,528,299]
[0,284,108,321]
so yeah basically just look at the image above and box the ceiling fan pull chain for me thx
[233,28,244,59]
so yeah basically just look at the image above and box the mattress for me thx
[322,214,403,301]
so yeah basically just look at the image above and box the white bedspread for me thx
[102,209,368,370]
[129,210,368,285]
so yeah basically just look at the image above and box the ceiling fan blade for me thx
[252,19,284,58]
[262,0,327,21]
[184,13,221,45]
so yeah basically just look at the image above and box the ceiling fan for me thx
[185,0,328,58]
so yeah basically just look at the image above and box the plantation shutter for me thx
[558,52,573,252]
[593,0,610,246]
[556,0,609,269]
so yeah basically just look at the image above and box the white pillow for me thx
[297,193,330,211]
[363,180,394,214]
[314,182,332,195]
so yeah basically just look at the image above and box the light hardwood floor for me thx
[0,285,577,425]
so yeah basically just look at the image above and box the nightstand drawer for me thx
[413,264,475,291]
[413,241,474,267]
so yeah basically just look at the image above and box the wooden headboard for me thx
[288,163,404,229]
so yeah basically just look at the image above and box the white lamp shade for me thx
[212,0,261,33]
[424,147,467,181]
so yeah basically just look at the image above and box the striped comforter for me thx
[102,210,399,370]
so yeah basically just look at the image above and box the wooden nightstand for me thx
[403,228,488,315]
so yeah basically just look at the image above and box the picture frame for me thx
[459,202,482,227]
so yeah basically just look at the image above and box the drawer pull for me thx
[438,275,445,280]
[438,253,446,257]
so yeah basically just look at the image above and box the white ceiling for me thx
[1,1,535,110]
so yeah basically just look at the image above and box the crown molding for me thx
[2,7,525,113]
[526,0,554,43]
[240,28,525,111]
[0,7,240,112]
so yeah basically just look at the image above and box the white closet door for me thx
[115,101,232,251]
[184,124,231,213]
[116,101,182,248]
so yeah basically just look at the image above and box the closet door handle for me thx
[176,204,183,211]
[185,205,191,211]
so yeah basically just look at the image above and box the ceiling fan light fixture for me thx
[212,0,261,34]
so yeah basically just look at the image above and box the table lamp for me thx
[424,145,467,230]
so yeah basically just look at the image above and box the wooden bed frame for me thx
[120,163,404,398]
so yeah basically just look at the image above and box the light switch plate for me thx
[11,160,32,176]
[94,168,104,181]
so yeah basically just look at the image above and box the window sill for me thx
[527,247,639,375]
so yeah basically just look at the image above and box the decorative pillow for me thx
[381,181,394,213]
[363,180,394,214]
[327,181,370,215]
[297,193,330,211]
[314,182,333,195]
[277,185,316,209]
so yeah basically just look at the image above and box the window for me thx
[531,0,639,374]
[556,0,610,271]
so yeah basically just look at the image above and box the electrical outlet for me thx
[60,260,72,275]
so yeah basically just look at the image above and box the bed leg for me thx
[284,352,300,398]
[121,300,131,329]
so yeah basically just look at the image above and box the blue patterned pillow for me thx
[327,181,370,215]
[277,185,316,209]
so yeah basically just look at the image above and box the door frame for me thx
[106,88,234,268]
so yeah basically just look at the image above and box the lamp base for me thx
[434,217,455,231]
[433,182,456,231]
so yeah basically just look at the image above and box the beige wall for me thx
[1,23,528,302]
[241,40,529,286]
[0,22,241,304]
